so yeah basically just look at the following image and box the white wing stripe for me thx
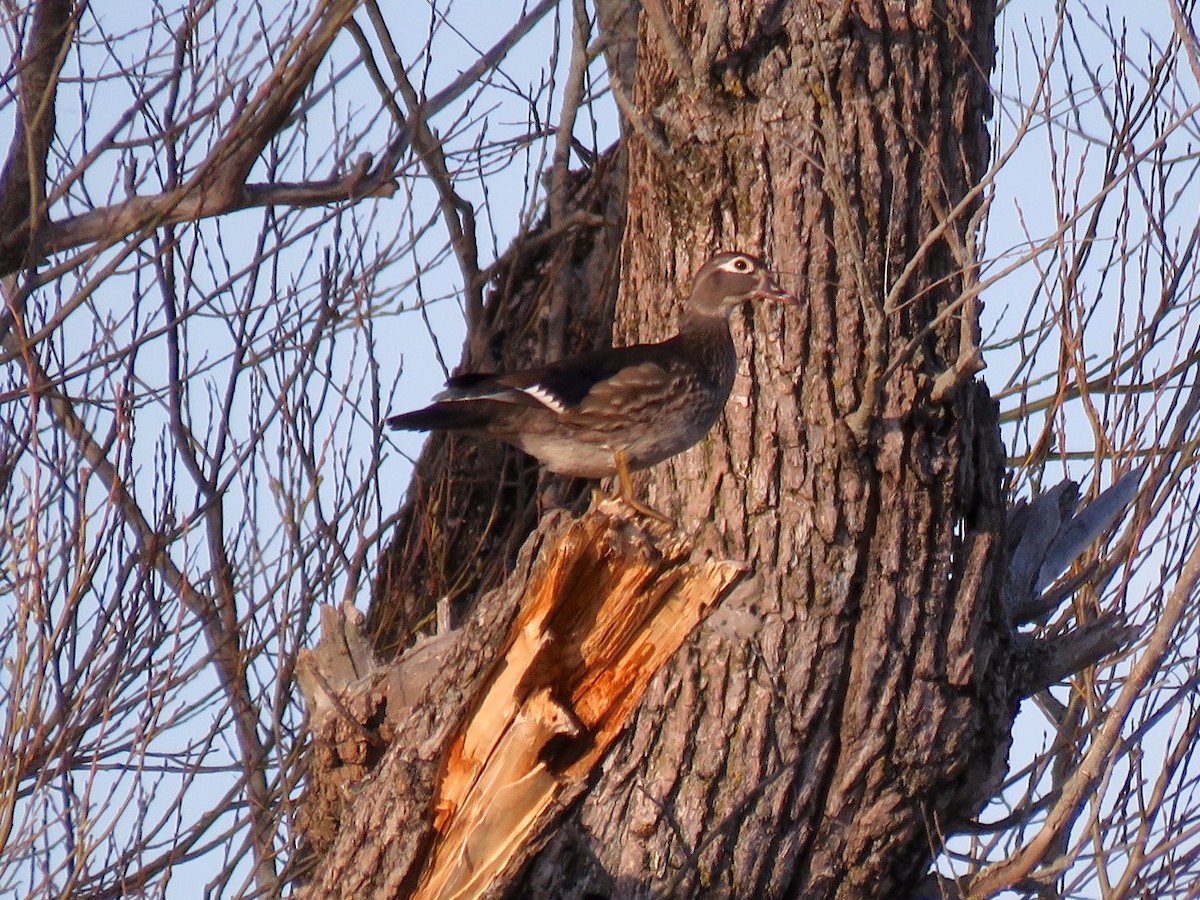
[434,382,567,412]
[521,383,569,414]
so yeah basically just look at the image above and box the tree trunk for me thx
[300,1,1013,897]
[516,2,1008,896]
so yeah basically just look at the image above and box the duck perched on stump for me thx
[387,252,797,523]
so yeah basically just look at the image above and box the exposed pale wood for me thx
[419,508,742,899]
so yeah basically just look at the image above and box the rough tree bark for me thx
[299,1,1017,898]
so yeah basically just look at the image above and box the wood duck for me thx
[387,251,797,522]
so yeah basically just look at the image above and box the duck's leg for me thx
[613,448,674,525]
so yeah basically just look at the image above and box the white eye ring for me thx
[730,257,752,272]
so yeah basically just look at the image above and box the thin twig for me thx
[359,0,485,331]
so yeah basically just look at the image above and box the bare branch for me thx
[38,160,398,262]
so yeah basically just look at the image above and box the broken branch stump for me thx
[295,507,747,899]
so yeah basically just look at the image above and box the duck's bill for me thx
[753,279,799,304]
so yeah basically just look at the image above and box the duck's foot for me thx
[591,487,675,526]
[611,448,675,526]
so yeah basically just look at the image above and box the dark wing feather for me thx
[387,402,499,431]
[509,357,623,407]
[439,343,671,412]
[387,341,678,433]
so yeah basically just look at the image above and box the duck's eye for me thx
[732,257,751,272]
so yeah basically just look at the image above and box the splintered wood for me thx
[414,511,744,900]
